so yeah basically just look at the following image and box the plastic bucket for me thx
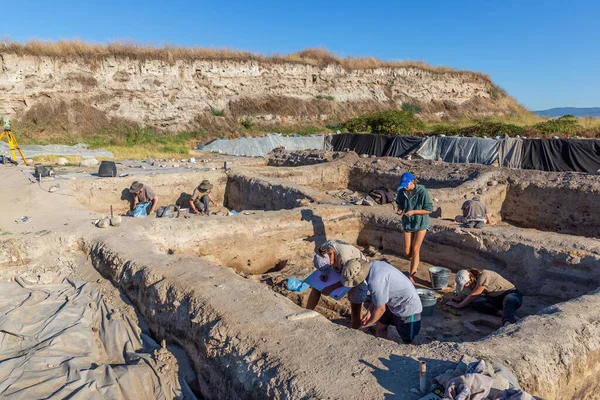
[428,266,451,290]
[416,288,439,317]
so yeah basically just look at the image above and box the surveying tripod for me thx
[0,119,28,165]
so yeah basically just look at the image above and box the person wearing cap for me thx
[455,197,492,229]
[190,180,217,215]
[342,258,422,343]
[447,269,523,326]
[129,181,159,215]
[395,172,434,284]
[305,240,368,329]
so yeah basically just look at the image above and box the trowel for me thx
[110,205,122,227]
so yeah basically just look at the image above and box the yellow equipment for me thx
[0,118,28,165]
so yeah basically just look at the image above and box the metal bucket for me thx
[416,288,439,317]
[428,266,452,290]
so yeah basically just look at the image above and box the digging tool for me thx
[110,205,122,226]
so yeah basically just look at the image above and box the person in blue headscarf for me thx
[395,172,433,284]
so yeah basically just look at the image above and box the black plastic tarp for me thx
[383,136,425,157]
[331,133,390,156]
[520,139,600,172]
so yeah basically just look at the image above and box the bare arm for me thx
[486,214,493,225]
[149,196,159,213]
[362,304,386,326]
[132,194,138,210]
[321,281,343,296]
[405,209,431,216]
[447,285,486,308]
[208,193,217,206]
[189,198,199,214]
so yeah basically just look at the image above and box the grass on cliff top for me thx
[18,126,208,161]
[0,39,487,76]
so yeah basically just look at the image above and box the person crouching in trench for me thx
[189,180,217,215]
[446,269,523,327]
[305,240,368,329]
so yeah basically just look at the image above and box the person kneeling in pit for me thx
[446,269,522,326]
[190,180,217,215]
[342,259,422,344]
[455,196,492,229]
[305,240,368,329]
[129,181,159,216]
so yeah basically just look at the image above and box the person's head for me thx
[313,254,330,270]
[129,181,144,195]
[455,268,482,292]
[198,180,213,193]
[398,172,416,191]
[341,259,370,287]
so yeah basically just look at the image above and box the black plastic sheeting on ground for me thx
[520,139,600,172]
[331,133,423,158]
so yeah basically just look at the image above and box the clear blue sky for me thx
[2,0,598,110]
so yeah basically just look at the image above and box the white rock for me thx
[80,158,99,167]
[56,157,68,166]
[96,218,110,228]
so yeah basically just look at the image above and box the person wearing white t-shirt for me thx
[342,259,422,344]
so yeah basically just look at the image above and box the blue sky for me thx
[2,0,598,110]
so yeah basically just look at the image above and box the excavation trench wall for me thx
[83,207,600,400]
[70,170,228,213]
[358,211,600,300]
[83,223,462,400]
[501,179,600,238]
[148,207,360,274]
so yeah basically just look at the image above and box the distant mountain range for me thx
[534,107,600,118]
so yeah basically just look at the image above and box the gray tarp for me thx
[0,279,181,399]
[416,137,500,165]
[497,138,524,168]
[203,135,330,157]
[0,142,113,159]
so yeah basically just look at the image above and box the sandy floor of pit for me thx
[232,247,557,344]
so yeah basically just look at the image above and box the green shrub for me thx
[534,115,580,135]
[315,94,335,101]
[210,107,225,117]
[345,110,425,135]
[401,102,422,115]
[240,117,254,129]
[458,121,525,137]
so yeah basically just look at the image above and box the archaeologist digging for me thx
[342,259,422,344]
[129,181,159,217]
[395,172,433,284]
[306,240,368,329]
[190,180,217,215]
[455,196,492,228]
[446,269,523,326]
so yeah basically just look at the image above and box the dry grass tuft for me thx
[1,39,488,77]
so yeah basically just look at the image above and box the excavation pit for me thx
[147,206,586,345]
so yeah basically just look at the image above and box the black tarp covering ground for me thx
[520,139,600,172]
[331,133,423,158]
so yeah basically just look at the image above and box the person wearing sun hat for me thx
[129,181,159,215]
[342,258,422,343]
[395,172,433,284]
[447,269,522,326]
[189,180,217,215]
